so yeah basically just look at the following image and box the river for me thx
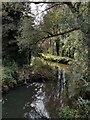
[2,57,79,119]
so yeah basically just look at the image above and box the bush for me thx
[78,97,90,117]
[59,103,89,119]
[2,67,15,83]
[59,106,80,119]
[2,62,19,91]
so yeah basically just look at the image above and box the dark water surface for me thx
[3,58,76,118]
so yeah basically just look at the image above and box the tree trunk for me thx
[49,39,52,47]
[56,38,60,56]
[52,41,55,55]
[28,49,31,65]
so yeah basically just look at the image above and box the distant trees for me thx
[40,2,90,81]
[40,3,79,57]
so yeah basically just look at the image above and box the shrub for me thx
[2,67,15,83]
[60,106,79,118]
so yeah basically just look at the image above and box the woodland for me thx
[1,2,90,119]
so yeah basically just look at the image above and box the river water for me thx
[2,57,78,119]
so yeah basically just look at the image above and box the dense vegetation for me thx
[2,2,90,119]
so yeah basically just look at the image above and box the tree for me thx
[2,2,32,65]
[64,2,90,81]
[17,15,44,65]
[2,3,24,64]
[41,3,79,56]
[17,16,35,65]
[41,2,90,81]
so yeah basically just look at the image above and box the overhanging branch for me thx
[35,3,61,16]
[43,27,80,39]
[31,27,80,46]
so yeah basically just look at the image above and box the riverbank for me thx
[2,71,55,94]
[40,53,73,64]
[2,54,72,94]
[2,57,90,119]
[2,55,71,94]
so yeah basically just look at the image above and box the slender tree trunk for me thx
[52,41,55,55]
[56,38,60,56]
[28,49,31,65]
[49,39,52,47]
[29,50,31,65]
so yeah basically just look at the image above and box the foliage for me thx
[32,57,51,72]
[18,16,34,50]
[2,62,18,82]
[2,3,32,65]
[2,66,17,93]
[59,106,80,119]
[78,97,90,117]
[2,67,14,82]
[2,3,23,62]
[2,2,90,117]
[42,4,77,35]
[59,105,89,119]
[2,62,25,93]
[41,53,72,64]
[17,15,45,64]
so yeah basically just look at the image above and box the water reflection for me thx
[23,83,49,119]
[3,58,72,119]
[40,66,70,118]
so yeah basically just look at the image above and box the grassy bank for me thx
[40,53,73,64]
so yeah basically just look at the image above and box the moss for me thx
[40,53,72,64]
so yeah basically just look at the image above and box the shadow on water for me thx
[2,57,74,119]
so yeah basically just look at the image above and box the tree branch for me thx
[64,2,81,13]
[31,27,80,46]
[43,27,80,39]
[35,3,61,16]
[64,2,77,13]
[75,2,81,10]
